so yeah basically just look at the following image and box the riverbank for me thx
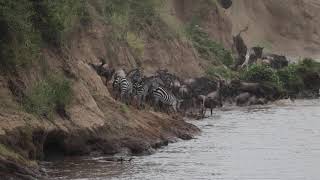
[43,99,320,180]
[0,105,199,180]
[1,1,320,179]
[0,73,200,180]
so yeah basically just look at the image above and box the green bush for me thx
[0,0,40,71]
[277,64,304,93]
[0,0,86,72]
[277,58,320,93]
[186,22,233,67]
[296,58,320,73]
[104,0,173,40]
[23,75,72,119]
[241,64,282,87]
[31,0,84,46]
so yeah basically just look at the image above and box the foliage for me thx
[296,58,320,73]
[104,0,174,41]
[156,1,186,40]
[78,0,91,26]
[0,0,88,72]
[277,58,320,93]
[31,0,84,46]
[0,0,40,71]
[277,64,304,93]
[105,0,157,36]
[206,65,238,80]
[241,64,282,87]
[120,104,129,114]
[186,21,233,67]
[23,75,72,119]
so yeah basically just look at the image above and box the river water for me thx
[44,99,320,180]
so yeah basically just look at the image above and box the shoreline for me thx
[1,95,319,180]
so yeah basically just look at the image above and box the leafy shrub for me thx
[186,22,233,67]
[276,58,320,94]
[31,0,84,46]
[277,64,304,93]
[296,58,320,73]
[0,0,40,71]
[23,75,72,119]
[241,64,282,87]
[0,0,87,72]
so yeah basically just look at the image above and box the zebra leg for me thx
[172,104,177,113]
[202,108,206,118]
[210,108,213,116]
[120,91,125,103]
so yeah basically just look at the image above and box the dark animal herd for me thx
[89,62,275,118]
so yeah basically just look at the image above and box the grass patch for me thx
[240,64,282,88]
[31,0,86,46]
[277,58,320,93]
[126,32,145,58]
[186,21,233,67]
[23,74,72,119]
[120,104,129,114]
[0,0,88,72]
[0,0,40,72]
[277,64,304,93]
[157,1,186,40]
[104,0,176,41]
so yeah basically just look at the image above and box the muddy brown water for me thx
[43,99,320,180]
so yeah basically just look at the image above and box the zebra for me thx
[113,76,133,104]
[132,81,146,108]
[132,80,155,109]
[151,86,181,113]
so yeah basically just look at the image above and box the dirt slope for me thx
[1,0,320,179]
[229,0,320,60]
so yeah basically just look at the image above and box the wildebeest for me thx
[89,62,115,82]
[202,80,223,117]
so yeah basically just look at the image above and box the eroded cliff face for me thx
[229,0,320,59]
[1,0,320,179]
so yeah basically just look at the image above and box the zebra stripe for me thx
[152,87,178,112]
[133,82,147,96]
[113,76,133,102]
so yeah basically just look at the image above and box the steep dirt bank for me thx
[229,0,320,60]
[0,3,201,179]
[1,0,320,179]
[0,68,199,180]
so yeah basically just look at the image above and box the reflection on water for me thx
[44,99,320,180]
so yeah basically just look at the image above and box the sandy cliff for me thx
[1,0,320,179]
